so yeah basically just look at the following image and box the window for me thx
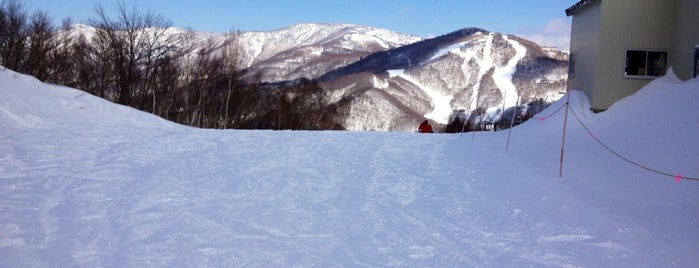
[624,49,668,78]
[693,46,698,78]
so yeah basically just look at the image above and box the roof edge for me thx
[565,0,597,17]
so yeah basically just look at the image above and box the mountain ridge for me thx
[237,22,423,82]
[317,28,568,130]
[318,27,488,82]
[63,22,568,131]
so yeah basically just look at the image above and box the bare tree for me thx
[220,30,242,128]
[0,0,28,71]
[88,0,185,107]
[25,11,53,80]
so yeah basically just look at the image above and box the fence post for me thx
[558,92,571,177]
[505,96,520,150]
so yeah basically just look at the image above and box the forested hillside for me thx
[0,0,343,129]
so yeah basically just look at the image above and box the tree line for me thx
[442,98,550,133]
[0,0,344,130]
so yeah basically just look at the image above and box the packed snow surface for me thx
[1,66,698,267]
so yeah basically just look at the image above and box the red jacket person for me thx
[418,120,433,133]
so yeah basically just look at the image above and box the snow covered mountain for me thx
[66,22,422,83]
[65,23,567,131]
[319,28,569,131]
[2,65,698,267]
[178,23,423,82]
[238,23,423,82]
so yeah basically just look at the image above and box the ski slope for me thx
[491,36,526,110]
[387,69,453,124]
[1,66,698,267]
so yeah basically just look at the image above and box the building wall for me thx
[568,0,602,106]
[672,0,699,80]
[593,0,676,110]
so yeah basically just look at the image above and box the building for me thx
[566,0,699,111]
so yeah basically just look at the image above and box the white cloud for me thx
[398,5,411,15]
[544,18,571,35]
[518,18,571,51]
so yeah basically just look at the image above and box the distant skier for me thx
[418,119,433,133]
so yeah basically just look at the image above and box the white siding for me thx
[568,0,602,106]
[569,0,677,111]
[672,0,699,80]
[594,0,675,110]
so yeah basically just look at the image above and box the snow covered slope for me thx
[237,23,423,82]
[240,23,421,67]
[0,67,174,129]
[1,67,698,267]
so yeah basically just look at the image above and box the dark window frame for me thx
[693,46,698,78]
[624,49,669,79]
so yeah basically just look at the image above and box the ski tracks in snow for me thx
[0,125,630,267]
[363,133,466,266]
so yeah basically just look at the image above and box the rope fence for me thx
[564,105,698,182]
[532,102,566,121]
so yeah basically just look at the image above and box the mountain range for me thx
[71,23,569,131]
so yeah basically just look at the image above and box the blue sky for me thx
[21,0,577,50]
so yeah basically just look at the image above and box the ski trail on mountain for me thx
[492,36,527,110]
[388,70,452,124]
[451,34,527,115]
[451,33,494,112]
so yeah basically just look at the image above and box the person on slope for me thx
[418,119,433,133]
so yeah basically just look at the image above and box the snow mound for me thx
[0,67,175,129]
